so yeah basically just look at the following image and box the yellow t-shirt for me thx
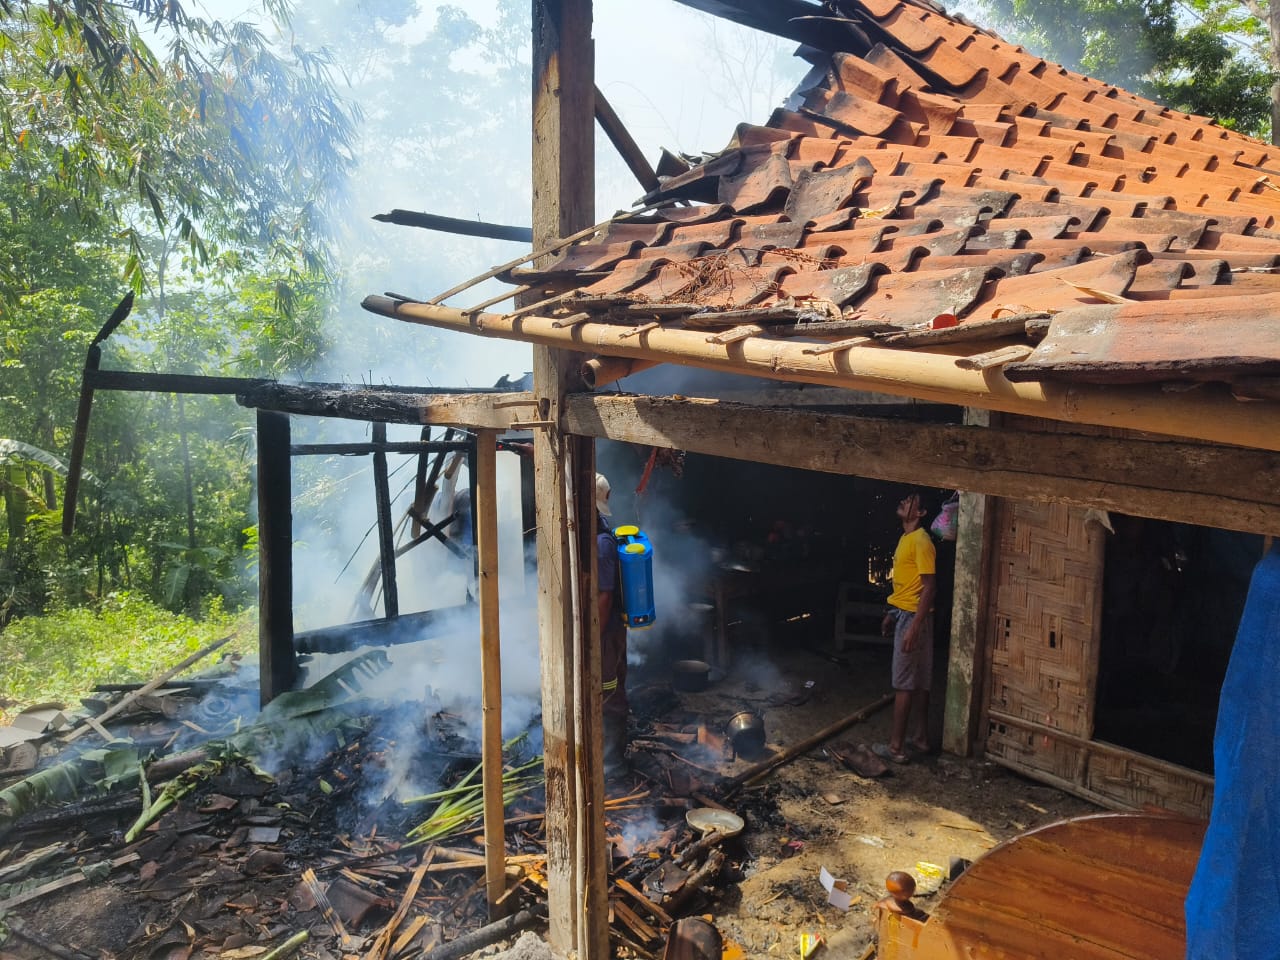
[888,527,936,613]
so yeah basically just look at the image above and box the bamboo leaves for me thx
[404,736,544,845]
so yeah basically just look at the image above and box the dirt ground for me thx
[613,635,1101,960]
[0,633,1101,960]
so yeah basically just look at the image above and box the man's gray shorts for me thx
[890,608,933,692]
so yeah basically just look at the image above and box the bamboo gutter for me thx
[361,296,1280,453]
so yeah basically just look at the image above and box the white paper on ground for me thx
[819,865,853,910]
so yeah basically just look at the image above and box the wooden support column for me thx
[475,430,507,915]
[942,409,995,756]
[372,423,399,618]
[531,1,606,957]
[257,410,296,707]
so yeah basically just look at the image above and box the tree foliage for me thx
[973,0,1277,138]
[0,0,358,621]
[0,0,359,303]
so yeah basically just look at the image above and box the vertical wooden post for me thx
[62,345,100,536]
[257,410,296,707]
[475,430,507,914]
[531,1,606,956]
[942,409,995,756]
[372,423,399,618]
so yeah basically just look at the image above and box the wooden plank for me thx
[256,410,295,707]
[475,430,506,916]
[942,411,995,757]
[531,2,607,958]
[594,85,659,193]
[954,343,1035,370]
[0,854,139,911]
[371,423,399,619]
[236,383,527,430]
[561,393,1280,534]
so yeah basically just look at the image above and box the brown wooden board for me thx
[875,812,1206,960]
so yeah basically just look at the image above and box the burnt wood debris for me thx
[0,642,894,960]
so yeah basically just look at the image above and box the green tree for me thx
[971,0,1277,139]
[0,0,357,617]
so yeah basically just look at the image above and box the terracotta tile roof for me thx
[511,0,1280,389]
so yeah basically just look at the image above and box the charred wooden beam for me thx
[423,908,543,960]
[289,441,473,456]
[372,209,533,243]
[87,369,270,395]
[257,410,296,705]
[371,423,399,619]
[293,607,468,654]
[593,85,659,192]
[237,382,529,430]
[63,292,135,535]
[669,0,827,45]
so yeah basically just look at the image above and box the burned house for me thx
[341,0,1280,955]
[19,0,1280,958]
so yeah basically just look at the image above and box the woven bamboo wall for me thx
[985,500,1104,742]
[981,496,1214,818]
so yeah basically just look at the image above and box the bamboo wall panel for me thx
[985,500,1104,748]
[982,498,1215,817]
[1083,750,1213,818]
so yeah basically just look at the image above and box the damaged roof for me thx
[503,0,1280,395]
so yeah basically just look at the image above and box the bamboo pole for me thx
[475,429,506,916]
[361,296,1280,452]
[63,635,235,743]
[722,693,894,796]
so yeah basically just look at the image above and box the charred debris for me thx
[0,636,895,960]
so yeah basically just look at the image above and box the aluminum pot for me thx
[672,659,711,692]
[726,709,766,756]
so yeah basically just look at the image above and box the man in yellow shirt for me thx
[876,492,937,765]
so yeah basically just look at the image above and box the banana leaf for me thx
[0,746,141,840]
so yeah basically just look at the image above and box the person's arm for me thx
[902,574,936,651]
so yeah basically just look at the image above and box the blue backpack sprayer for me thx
[612,524,656,628]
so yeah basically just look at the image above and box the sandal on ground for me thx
[907,739,932,755]
[872,743,910,765]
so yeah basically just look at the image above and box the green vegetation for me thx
[0,592,255,723]
[971,0,1278,139]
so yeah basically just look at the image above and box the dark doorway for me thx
[1095,516,1264,773]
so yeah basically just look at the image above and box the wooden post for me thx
[475,430,507,915]
[372,423,399,618]
[62,345,100,536]
[531,1,607,957]
[942,409,995,756]
[257,410,296,706]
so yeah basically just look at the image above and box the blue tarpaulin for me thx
[1185,541,1280,959]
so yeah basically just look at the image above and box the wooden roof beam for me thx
[670,0,827,44]
[563,393,1280,535]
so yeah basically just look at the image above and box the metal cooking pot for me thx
[672,659,711,692]
[726,709,766,756]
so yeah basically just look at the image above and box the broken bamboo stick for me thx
[955,344,1035,370]
[722,693,895,796]
[365,853,433,960]
[63,634,236,743]
[614,877,674,926]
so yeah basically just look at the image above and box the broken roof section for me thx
[503,0,1280,395]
